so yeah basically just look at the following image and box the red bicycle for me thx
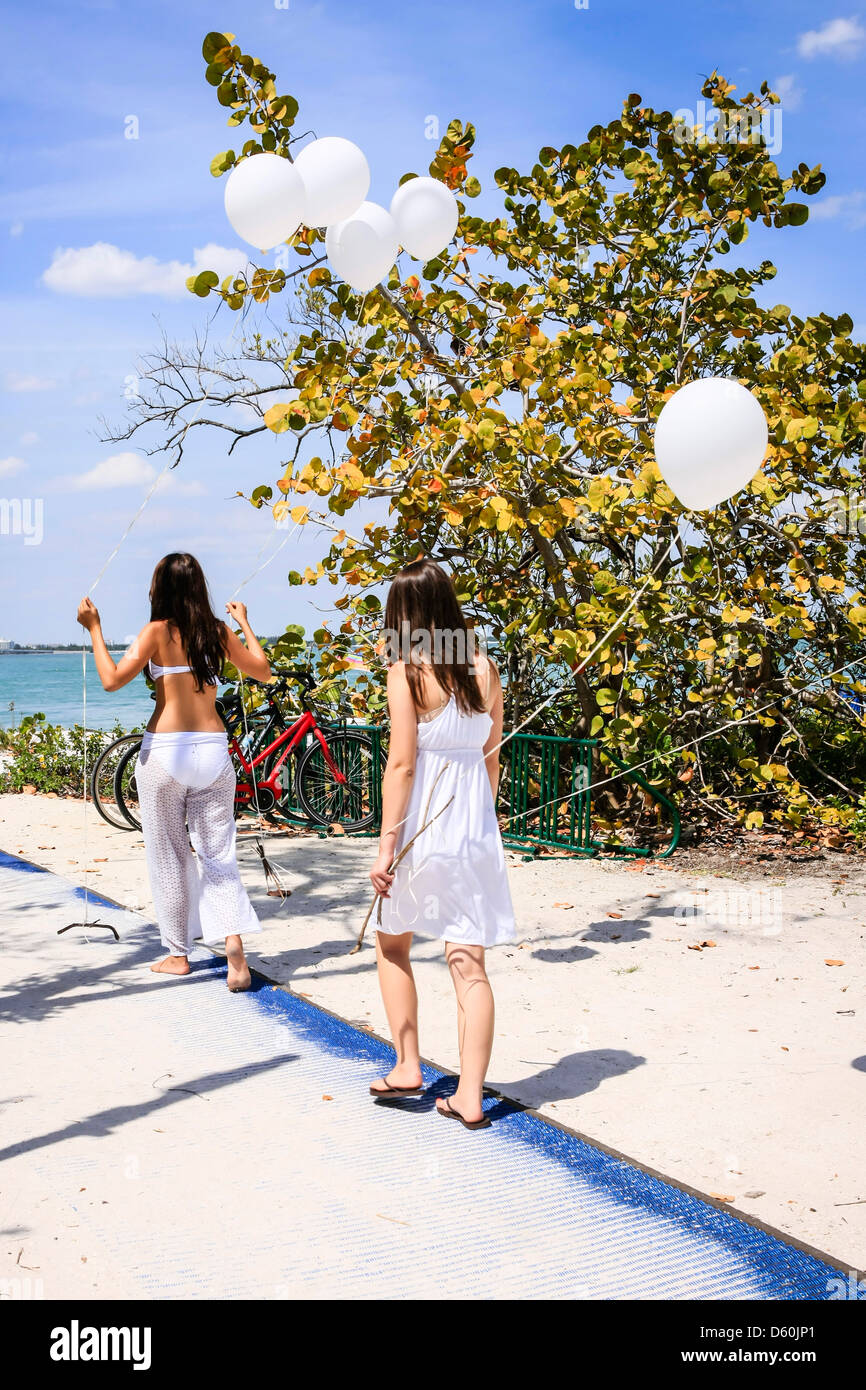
[230,674,381,831]
[107,673,382,833]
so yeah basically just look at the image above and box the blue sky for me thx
[1,0,864,644]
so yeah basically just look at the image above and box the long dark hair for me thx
[149,553,227,691]
[384,558,486,715]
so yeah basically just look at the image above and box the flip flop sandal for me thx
[369,1077,425,1098]
[437,1096,491,1130]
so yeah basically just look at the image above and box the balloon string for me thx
[79,643,92,941]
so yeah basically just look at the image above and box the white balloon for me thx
[654,377,768,510]
[223,152,305,251]
[325,201,399,292]
[389,176,458,260]
[294,136,370,227]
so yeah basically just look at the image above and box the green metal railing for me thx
[498,734,680,858]
[501,733,595,854]
[338,726,679,858]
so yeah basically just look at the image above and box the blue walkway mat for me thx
[0,849,848,1300]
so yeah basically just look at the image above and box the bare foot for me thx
[226,941,251,993]
[370,1066,423,1095]
[150,955,190,977]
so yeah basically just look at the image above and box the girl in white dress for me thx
[369,559,516,1129]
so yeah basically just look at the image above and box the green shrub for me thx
[0,714,128,796]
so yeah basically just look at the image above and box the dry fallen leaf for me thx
[710,1193,735,1203]
[688,944,703,952]
[748,965,760,971]
[824,959,845,967]
[611,933,621,940]
[553,902,574,909]
[607,912,623,919]
[322,1094,333,1101]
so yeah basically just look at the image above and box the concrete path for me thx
[0,851,846,1300]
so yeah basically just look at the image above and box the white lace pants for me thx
[135,735,261,956]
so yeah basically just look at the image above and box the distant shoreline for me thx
[0,649,127,655]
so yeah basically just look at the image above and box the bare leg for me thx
[436,942,493,1124]
[371,930,422,1092]
[226,934,251,992]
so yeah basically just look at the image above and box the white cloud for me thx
[810,191,866,226]
[0,456,26,478]
[70,452,157,490]
[41,242,250,299]
[772,74,804,110]
[797,16,865,60]
[9,222,22,238]
[4,371,56,393]
[154,473,207,498]
[61,452,208,495]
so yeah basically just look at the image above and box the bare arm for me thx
[370,662,417,896]
[76,599,158,692]
[223,601,272,682]
[481,659,504,799]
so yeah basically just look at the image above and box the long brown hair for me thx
[149,553,227,691]
[383,558,486,715]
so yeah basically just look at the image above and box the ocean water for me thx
[0,652,155,731]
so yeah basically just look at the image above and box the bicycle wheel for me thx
[114,742,142,831]
[90,733,142,831]
[258,742,307,824]
[295,730,382,832]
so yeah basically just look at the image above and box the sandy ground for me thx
[3,791,864,1273]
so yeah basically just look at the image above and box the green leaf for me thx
[186,270,219,298]
[202,31,234,62]
[210,149,235,177]
[476,419,496,449]
[271,95,299,124]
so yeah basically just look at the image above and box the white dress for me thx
[377,693,517,947]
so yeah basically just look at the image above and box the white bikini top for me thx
[148,659,192,679]
[148,653,218,686]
